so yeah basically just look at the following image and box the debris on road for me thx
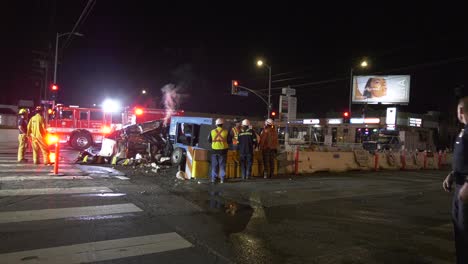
[75,120,174,170]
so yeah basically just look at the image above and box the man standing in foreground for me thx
[238,119,257,180]
[443,91,468,263]
[208,118,231,183]
[27,106,50,165]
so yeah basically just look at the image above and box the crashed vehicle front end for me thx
[77,120,173,166]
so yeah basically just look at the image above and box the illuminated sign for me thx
[303,119,320,125]
[352,75,410,104]
[408,118,422,127]
[350,118,381,124]
[386,107,397,130]
[328,118,342,124]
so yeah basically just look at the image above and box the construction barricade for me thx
[185,146,210,179]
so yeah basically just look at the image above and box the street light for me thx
[256,59,272,117]
[349,59,369,117]
[141,89,147,95]
[54,32,84,84]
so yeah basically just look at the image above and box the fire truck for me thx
[46,104,184,150]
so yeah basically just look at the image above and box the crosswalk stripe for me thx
[0,232,192,264]
[0,164,74,167]
[0,169,82,173]
[0,187,113,196]
[0,176,93,181]
[0,203,142,224]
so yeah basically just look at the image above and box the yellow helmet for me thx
[18,108,28,115]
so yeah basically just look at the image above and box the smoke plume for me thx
[161,84,182,125]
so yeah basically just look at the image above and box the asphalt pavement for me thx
[0,141,458,263]
[0,144,223,264]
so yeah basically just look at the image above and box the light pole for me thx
[54,32,84,84]
[256,59,272,117]
[349,59,369,117]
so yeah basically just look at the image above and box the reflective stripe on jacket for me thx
[211,127,229,150]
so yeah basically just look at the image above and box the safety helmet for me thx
[233,118,241,124]
[18,108,28,115]
[265,118,274,126]
[241,119,250,126]
[35,106,43,112]
[215,118,224,125]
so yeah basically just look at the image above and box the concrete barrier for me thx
[296,151,361,174]
[185,146,209,179]
[277,149,453,175]
[401,150,420,170]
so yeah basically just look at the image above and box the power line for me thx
[60,0,95,52]
[257,55,468,92]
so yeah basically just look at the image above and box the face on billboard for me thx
[353,75,410,104]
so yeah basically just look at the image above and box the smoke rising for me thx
[161,84,182,125]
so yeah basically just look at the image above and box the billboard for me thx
[352,75,410,104]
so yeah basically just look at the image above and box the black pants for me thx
[240,154,253,179]
[452,184,468,264]
[262,149,276,178]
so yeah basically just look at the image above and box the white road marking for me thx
[0,164,74,167]
[0,169,82,173]
[114,176,130,180]
[0,187,113,196]
[0,232,192,264]
[0,176,93,181]
[0,203,142,224]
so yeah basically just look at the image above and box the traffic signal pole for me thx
[236,85,270,108]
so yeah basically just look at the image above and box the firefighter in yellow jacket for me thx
[27,106,50,165]
[17,108,29,163]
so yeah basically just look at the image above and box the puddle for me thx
[203,190,254,235]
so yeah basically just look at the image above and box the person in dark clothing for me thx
[443,90,468,264]
[237,119,257,180]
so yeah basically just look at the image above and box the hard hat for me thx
[35,106,43,112]
[18,108,28,115]
[241,119,250,126]
[233,118,241,123]
[265,118,274,126]
[215,118,224,125]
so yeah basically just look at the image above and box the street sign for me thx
[237,91,248,97]
[279,95,297,121]
[282,87,296,96]
[41,100,54,105]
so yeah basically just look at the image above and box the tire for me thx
[70,132,92,150]
[171,147,185,166]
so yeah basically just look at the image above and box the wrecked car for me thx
[77,120,174,165]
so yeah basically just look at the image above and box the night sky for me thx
[3,1,468,117]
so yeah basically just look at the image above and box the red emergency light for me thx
[135,108,144,115]
[51,84,59,91]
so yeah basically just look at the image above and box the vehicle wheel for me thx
[171,147,185,166]
[70,132,92,150]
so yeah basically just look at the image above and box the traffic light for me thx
[50,84,59,91]
[231,80,239,95]
[270,111,277,119]
[343,111,350,123]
